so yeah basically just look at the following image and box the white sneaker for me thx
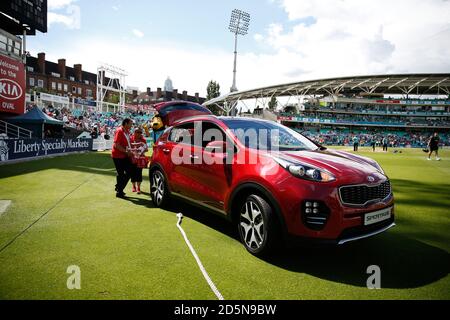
[427,158,431,161]
[436,158,441,161]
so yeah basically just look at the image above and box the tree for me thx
[206,80,221,101]
[206,80,222,115]
[108,93,120,104]
[268,96,278,111]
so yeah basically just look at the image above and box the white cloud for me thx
[132,29,145,38]
[48,8,81,30]
[256,0,450,80]
[112,6,120,12]
[48,12,72,27]
[48,0,76,10]
[32,37,346,98]
[31,38,231,97]
[47,0,81,30]
[254,34,264,42]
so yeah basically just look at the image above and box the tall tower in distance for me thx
[164,76,173,92]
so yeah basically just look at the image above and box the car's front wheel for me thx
[150,169,169,207]
[238,194,278,256]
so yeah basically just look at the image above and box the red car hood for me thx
[276,149,387,184]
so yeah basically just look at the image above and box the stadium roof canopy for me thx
[204,74,450,107]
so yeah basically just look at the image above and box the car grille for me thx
[340,180,391,206]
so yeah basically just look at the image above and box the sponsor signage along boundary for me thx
[0,138,93,163]
[0,54,26,114]
[40,93,70,104]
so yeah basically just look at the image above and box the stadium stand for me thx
[204,74,450,149]
[299,128,450,148]
[25,104,155,140]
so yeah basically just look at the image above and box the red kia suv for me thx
[149,112,395,256]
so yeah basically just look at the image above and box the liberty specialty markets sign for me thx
[0,138,93,162]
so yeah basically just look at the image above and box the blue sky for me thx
[27,0,450,96]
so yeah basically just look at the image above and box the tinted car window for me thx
[169,122,194,145]
[194,121,226,148]
[222,119,318,151]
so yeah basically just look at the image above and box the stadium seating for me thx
[302,129,450,148]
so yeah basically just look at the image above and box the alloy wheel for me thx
[151,171,165,206]
[239,200,265,250]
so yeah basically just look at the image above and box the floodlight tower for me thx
[229,9,250,93]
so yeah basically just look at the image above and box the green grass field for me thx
[0,147,449,300]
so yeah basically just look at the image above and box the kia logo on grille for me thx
[0,79,23,101]
[367,176,376,183]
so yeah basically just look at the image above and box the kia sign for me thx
[0,79,23,100]
[0,54,26,114]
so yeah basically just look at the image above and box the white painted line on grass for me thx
[0,200,11,217]
[0,154,112,254]
[176,213,224,300]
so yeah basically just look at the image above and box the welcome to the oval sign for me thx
[0,55,26,114]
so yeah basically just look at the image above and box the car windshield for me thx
[222,119,319,151]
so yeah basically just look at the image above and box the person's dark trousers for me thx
[131,165,143,183]
[383,144,388,152]
[354,143,358,152]
[113,157,132,193]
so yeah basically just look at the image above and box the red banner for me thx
[278,116,293,121]
[0,54,25,114]
[376,100,401,104]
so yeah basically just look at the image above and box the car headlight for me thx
[271,156,336,182]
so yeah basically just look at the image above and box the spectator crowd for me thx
[25,104,450,149]
[301,129,450,149]
[283,112,450,128]
[27,104,154,140]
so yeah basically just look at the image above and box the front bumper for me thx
[274,174,395,240]
[337,219,396,245]
[287,216,396,246]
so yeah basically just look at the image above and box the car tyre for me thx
[150,169,170,207]
[238,194,279,257]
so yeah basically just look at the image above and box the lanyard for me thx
[123,129,131,149]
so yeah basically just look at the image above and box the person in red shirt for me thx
[130,128,149,194]
[112,118,133,198]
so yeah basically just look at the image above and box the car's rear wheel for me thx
[150,169,169,207]
[238,194,278,256]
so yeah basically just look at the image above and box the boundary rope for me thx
[176,213,224,300]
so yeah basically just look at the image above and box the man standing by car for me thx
[112,118,133,198]
[428,132,441,161]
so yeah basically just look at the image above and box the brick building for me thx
[131,87,205,105]
[26,52,97,101]
[26,53,206,111]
